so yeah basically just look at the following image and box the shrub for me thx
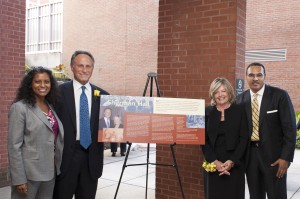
[296,112,300,149]
[296,135,300,149]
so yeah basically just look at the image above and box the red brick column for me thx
[156,0,246,198]
[0,0,26,187]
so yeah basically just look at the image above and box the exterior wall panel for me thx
[0,0,26,187]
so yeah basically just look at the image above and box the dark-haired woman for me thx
[8,67,64,199]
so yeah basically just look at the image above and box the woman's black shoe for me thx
[112,152,116,157]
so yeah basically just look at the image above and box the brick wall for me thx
[0,0,26,187]
[62,0,159,97]
[156,0,246,198]
[246,0,300,111]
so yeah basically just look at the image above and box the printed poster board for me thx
[98,95,205,145]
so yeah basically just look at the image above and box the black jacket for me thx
[203,103,248,165]
[56,81,109,180]
[237,84,296,165]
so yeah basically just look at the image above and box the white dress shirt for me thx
[104,117,110,128]
[73,80,92,140]
[249,84,265,112]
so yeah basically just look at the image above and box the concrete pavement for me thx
[0,146,299,199]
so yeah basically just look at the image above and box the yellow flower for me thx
[202,160,216,172]
[94,89,100,97]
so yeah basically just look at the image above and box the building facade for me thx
[1,1,298,198]
[0,0,26,187]
[245,0,300,112]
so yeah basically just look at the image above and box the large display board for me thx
[98,95,205,144]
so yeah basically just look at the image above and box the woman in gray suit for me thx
[8,67,64,199]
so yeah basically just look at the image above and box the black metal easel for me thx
[114,72,185,199]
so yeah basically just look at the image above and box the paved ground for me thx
[0,146,299,199]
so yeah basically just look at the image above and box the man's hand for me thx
[271,158,289,178]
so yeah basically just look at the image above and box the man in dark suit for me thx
[98,107,114,153]
[53,50,109,199]
[99,108,113,130]
[237,62,296,199]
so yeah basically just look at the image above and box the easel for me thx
[114,72,185,199]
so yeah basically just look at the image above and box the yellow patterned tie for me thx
[251,93,259,141]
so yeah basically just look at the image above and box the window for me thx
[26,1,63,53]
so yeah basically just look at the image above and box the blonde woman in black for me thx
[202,78,248,199]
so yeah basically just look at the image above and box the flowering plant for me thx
[94,89,100,97]
[202,160,216,172]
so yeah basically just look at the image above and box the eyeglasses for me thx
[247,73,264,79]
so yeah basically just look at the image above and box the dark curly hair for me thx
[14,66,59,107]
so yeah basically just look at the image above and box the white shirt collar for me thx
[73,79,91,92]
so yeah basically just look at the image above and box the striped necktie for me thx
[251,93,260,141]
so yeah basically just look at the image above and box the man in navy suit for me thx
[237,62,296,199]
[98,107,114,152]
[53,50,109,199]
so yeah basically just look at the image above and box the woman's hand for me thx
[213,160,225,172]
[222,160,234,171]
[214,159,234,176]
[16,183,28,194]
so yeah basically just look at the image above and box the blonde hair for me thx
[113,115,122,124]
[209,78,236,106]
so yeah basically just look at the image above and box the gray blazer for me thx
[8,100,64,185]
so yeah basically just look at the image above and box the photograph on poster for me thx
[103,128,124,142]
[186,115,205,128]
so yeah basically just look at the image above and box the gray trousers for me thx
[11,177,55,199]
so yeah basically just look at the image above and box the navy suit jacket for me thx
[237,84,296,165]
[57,81,109,180]
[99,117,113,130]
